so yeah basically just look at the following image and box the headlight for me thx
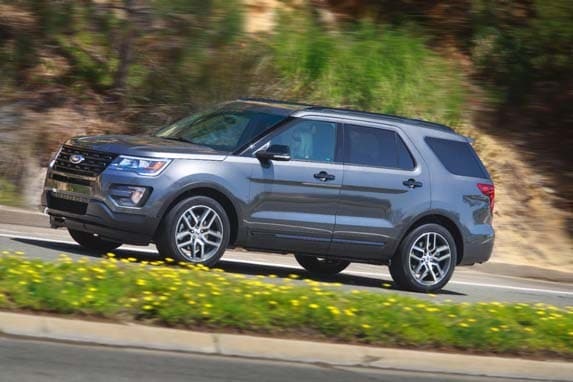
[109,155,171,176]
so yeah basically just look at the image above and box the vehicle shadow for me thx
[10,238,159,262]
[218,260,465,296]
[11,237,465,296]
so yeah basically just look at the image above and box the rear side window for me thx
[344,124,415,170]
[426,137,488,178]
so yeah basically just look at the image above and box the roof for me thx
[237,98,455,134]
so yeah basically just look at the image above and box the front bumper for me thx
[42,169,164,245]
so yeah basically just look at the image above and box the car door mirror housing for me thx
[255,144,291,162]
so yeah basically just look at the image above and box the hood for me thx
[65,135,227,160]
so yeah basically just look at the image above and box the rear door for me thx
[330,123,431,260]
[245,118,342,254]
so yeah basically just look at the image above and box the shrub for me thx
[272,14,465,126]
[0,252,571,358]
[0,178,20,207]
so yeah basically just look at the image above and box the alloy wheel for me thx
[408,232,452,286]
[175,205,224,262]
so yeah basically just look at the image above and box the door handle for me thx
[403,178,423,188]
[314,171,335,182]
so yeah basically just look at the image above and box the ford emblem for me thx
[70,154,85,164]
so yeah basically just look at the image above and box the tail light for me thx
[477,183,495,213]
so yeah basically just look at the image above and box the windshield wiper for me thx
[158,136,217,151]
[159,136,195,144]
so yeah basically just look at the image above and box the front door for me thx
[330,123,431,260]
[245,118,342,254]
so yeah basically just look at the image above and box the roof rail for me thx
[237,98,454,133]
[238,97,316,108]
[304,106,454,133]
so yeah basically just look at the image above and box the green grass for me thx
[272,16,465,127]
[0,178,21,207]
[0,252,571,358]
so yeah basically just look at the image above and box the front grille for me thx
[46,192,88,215]
[53,146,117,177]
[50,173,92,186]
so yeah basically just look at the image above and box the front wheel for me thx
[294,254,350,276]
[156,196,230,266]
[68,229,122,253]
[389,223,457,292]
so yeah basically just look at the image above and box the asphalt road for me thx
[0,336,531,382]
[0,207,572,306]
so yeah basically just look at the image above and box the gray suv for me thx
[42,99,494,292]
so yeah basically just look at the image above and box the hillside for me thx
[0,0,571,270]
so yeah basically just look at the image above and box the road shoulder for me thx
[1,205,572,284]
[0,311,571,382]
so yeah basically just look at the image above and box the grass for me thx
[0,178,21,207]
[0,251,571,359]
[272,16,465,127]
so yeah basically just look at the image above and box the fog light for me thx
[109,185,150,207]
[130,188,146,205]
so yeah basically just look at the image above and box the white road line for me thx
[1,232,572,297]
[0,206,44,215]
[217,259,573,296]
[448,280,573,296]
[341,269,573,295]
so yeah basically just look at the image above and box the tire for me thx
[68,229,122,253]
[156,196,230,266]
[294,254,350,276]
[389,223,457,292]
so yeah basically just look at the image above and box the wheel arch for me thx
[155,183,240,246]
[396,213,464,265]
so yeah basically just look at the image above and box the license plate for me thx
[50,190,90,203]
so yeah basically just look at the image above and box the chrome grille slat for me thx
[52,146,117,177]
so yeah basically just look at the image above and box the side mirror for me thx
[255,144,291,163]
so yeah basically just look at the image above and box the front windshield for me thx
[155,107,287,152]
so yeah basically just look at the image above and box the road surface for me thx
[0,207,571,306]
[0,336,535,382]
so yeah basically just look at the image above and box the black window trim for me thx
[341,123,418,171]
[241,117,343,165]
[234,116,295,155]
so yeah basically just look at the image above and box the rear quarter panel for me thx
[401,125,494,265]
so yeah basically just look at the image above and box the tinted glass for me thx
[426,137,488,178]
[344,125,415,170]
[268,120,337,162]
[156,109,285,152]
[396,136,415,170]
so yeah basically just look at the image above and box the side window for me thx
[426,137,488,178]
[397,134,416,170]
[344,124,415,170]
[267,120,337,162]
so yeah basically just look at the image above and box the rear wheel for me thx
[68,229,122,253]
[389,223,457,292]
[294,254,350,276]
[156,196,230,266]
